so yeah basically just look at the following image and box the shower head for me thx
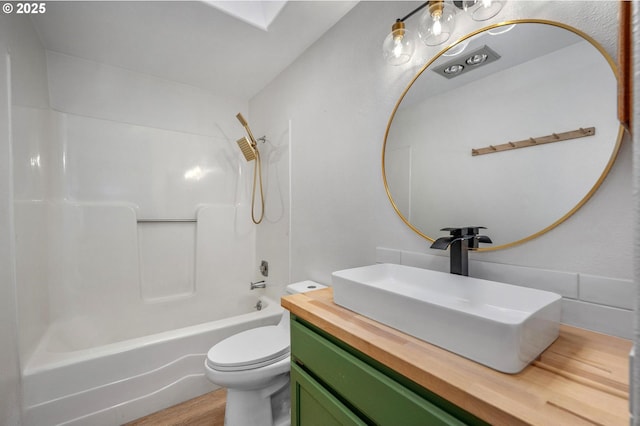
[236,136,257,162]
[236,112,257,145]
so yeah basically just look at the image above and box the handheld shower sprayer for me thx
[235,113,264,224]
[236,113,257,146]
[236,136,256,162]
[235,112,248,127]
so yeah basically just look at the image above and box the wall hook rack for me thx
[471,126,596,156]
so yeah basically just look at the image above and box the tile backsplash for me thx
[376,247,633,339]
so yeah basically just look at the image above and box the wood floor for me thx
[124,388,226,426]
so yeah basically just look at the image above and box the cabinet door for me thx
[292,319,469,426]
[291,363,367,426]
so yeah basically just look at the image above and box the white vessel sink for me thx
[332,263,561,373]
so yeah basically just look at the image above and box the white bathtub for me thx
[22,296,284,426]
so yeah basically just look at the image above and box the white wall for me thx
[252,1,633,337]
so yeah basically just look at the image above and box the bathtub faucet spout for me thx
[250,280,266,290]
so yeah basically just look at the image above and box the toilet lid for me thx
[206,325,290,372]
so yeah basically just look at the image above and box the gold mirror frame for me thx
[382,19,624,252]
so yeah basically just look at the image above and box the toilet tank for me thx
[279,281,326,330]
[286,280,326,294]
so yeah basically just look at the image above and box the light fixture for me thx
[382,21,415,66]
[382,3,429,66]
[418,0,456,47]
[382,1,506,66]
[473,0,504,21]
[456,0,504,21]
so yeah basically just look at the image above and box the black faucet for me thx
[430,227,492,276]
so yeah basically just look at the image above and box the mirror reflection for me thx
[383,21,622,250]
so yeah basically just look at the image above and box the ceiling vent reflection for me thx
[432,44,500,79]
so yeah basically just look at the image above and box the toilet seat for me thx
[206,325,290,372]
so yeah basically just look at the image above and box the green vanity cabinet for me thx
[290,316,488,426]
[291,363,367,426]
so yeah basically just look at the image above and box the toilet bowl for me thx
[204,281,326,426]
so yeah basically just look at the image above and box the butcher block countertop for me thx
[281,288,632,426]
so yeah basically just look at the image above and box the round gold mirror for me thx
[382,20,623,251]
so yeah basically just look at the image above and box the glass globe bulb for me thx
[471,0,504,21]
[418,1,456,46]
[382,23,415,66]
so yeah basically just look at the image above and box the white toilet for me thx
[204,281,326,426]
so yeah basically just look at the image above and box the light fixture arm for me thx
[397,2,429,24]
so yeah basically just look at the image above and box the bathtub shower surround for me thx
[17,50,260,337]
[10,19,272,423]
